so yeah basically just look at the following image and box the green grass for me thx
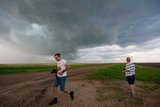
[96,85,144,105]
[136,83,160,93]
[0,63,102,75]
[87,64,160,82]
[0,64,55,75]
[87,64,160,105]
[70,63,104,69]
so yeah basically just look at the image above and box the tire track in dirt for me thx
[0,65,109,107]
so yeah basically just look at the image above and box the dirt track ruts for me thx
[0,65,108,107]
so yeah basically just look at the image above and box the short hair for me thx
[126,57,131,61]
[55,53,61,57]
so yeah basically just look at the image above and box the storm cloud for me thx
[0,0,160,63]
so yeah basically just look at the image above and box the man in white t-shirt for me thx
[122,57,136,96]
[49,53,74,105]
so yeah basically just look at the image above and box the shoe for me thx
[69,91,74,100]
[49,97,58,105]
[129,92,136,97]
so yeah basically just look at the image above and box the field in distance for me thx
[0,63,108,75]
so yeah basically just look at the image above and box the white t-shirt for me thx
[57,59,67,77]
[125,62,135,76]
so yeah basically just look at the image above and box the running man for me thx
[122,57,136,96]
[49,53,74,105]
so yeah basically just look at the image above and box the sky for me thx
[0,0,160,64]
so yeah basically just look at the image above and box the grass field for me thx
[0,63,103,75]
[87,64,160,105]
[87,64,160,82]
[0,63,160,106]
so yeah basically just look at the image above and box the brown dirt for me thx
[0,64,160,107]
[0,65,107,107]
[98,80,160,107]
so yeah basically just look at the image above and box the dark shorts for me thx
[53,76,67,91]
[126,75,135,85]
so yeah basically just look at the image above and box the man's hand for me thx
[51,68,57,74]
[58,70,66,75]
[58,71,64,75]
[121,69,126,73]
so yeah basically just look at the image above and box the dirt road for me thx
[0,65,108,107]
[1,64,160,107]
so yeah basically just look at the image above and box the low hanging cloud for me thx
[76,37,160,63]
[0,44,50,64]
[0,0,160,63]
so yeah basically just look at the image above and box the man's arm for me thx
[58,59,70,75]
[125,64,131,72]
[122,65,130,73]
[60,64,70,75]
[59,64,70,75]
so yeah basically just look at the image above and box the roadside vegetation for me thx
[87,64,160,105]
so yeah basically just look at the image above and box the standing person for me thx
[122,57,136,96]
[49,53,74,105]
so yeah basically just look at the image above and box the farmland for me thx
[0,63,104,75]
[0,63,160,107]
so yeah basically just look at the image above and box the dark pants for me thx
[126,75,135,85]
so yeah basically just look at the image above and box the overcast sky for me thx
[0,0,160,64]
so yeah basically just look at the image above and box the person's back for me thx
[122,57,136,97]
[125,62,135,77]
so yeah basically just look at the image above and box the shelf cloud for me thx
[0,0,160,63]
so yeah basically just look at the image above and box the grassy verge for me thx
[0,63,103,75]
[97,85,143,105]
[87,64,160,105]
[87,64,160,82]
[0,64,55,75]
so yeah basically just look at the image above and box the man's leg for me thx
[60,77,74,100]
[62,89,70,94]
[49,78,59,105]
[53,87,58,97]
[61,86,74,100]
[129,75,136,96]
[130,84,135,94]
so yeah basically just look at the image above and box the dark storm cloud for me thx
[0,0,160,59]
